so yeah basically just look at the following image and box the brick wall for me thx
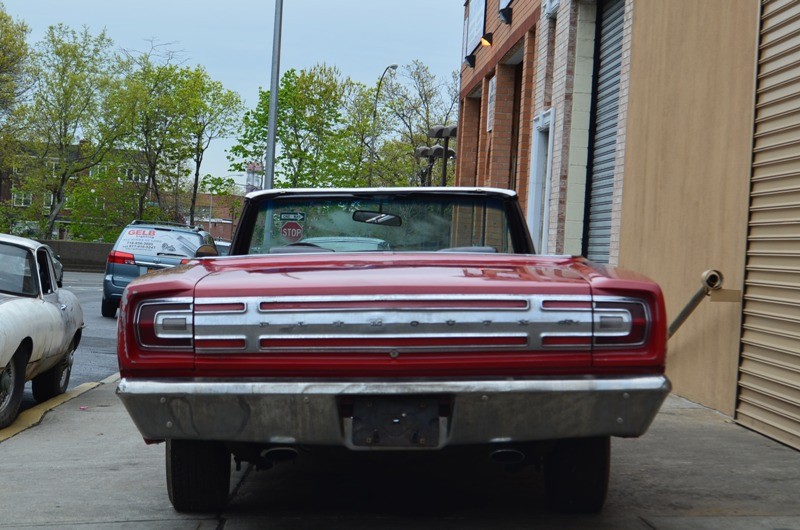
[456,0,543,193]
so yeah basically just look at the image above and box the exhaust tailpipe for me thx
[489,448,526,465]
[262,447,299,462]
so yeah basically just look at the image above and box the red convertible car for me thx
[116,188,669,513]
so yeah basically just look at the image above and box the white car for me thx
[0,234,84,429]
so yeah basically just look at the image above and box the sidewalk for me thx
[0,378,798,529]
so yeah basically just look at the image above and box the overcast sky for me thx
[3,0,465,186]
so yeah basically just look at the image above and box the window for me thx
[527,109,555,254]
[248,194,516,255]
[543,0,559,18]
[12,191,32,207]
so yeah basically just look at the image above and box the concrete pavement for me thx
[0,378,799,529]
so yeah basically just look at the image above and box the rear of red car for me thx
[116,188,669,514]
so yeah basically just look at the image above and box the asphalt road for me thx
[21,271,118,410]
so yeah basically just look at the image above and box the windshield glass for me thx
[245,195,515,254]
[0,243,38,296]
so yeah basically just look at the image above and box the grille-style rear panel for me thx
[192,294,594,354]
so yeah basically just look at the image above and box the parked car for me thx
[116,188,669,514]
[215,241,231,256]
[101,221,216,318]
[0,234,84,429]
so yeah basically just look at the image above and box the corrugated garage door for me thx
[583,0,625,263]
[739,0,800,450]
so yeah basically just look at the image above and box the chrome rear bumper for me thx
[117,375,670,448]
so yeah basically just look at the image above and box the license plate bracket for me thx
[351,397,439,448]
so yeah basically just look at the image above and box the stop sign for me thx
[280,221,304,242]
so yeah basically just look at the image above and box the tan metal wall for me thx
[738,0,800,450]
[618,0,759,414]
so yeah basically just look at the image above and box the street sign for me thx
[280,221,303,242]
[279,212,306,221]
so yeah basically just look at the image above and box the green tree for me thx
[118,47,190,218]
[18,23,126,237]
[229,61,458,190]
[66,158,142,242]
[179,66,244,225]
[0,4,30,155]
[381,61,459,186]
[229,64,354,188]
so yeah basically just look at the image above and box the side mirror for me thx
[195,244,219,258]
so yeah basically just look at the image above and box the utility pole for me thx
[263,0,283,190]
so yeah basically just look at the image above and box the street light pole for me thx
[263,0,283,190]
[368,63,398,186]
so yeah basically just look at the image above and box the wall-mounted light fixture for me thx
[480,32,493,46]
[465,54,476,68]
[499,7,512,24]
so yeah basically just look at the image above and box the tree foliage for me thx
[380,61,459,187]
[180,66,244,225]
[0,3,30,143]
[230,64,356,188]
[116,47,189,218]
[16,23,126,238]
[229,61,458,189]
[2,10,459,242]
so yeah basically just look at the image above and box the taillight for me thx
[593,299,649,347]
[108,250,135,265]
[134,300,193,351]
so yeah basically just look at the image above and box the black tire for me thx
[0,347,27,429]
[167,439,231,513]
[31,340,74,403]
[101,296,117,318]
[544,436,610,513]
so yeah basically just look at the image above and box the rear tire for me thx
[167,439,231,512]
[544,436,610,513]
[32,340,74,403]
[101,296,117,318]
[0,347,27,429]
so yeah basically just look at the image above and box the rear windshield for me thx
[245,195,516,254]
[115,227,204,257]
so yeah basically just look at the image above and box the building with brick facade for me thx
[456,0,800,451]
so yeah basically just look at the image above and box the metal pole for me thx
[441,136,450,186]
[368,64,398,187]
[263,0,283,190]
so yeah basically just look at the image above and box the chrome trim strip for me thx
[257,332,530,352]
[254,294,533,312]
[192,294,596,354]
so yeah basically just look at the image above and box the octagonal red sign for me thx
[280,221,303,242]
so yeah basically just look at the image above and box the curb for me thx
[0,373,120,443]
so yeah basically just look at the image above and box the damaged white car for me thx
[0,234,84,429]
